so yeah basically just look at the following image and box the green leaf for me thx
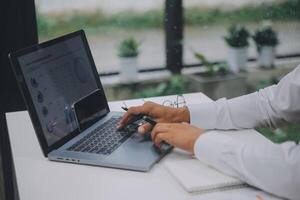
[118,37,139,58]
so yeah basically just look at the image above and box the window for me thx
[36,0,300,75]
[36,0,166,74]
[183,0,300,66]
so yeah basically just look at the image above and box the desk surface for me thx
[6,93,281,200]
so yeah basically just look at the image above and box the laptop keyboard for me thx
[67,117,132,155]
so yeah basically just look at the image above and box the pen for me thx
[121,106,157,126]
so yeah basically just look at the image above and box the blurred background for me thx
[36,0,300,74]
[35,0,300,143]
[1,1,299,199]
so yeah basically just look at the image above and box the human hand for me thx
[151,123,204,153]
[117,101,190,134]
[256,195,265,200]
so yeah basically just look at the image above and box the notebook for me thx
[164,159,247,194]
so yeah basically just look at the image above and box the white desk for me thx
[6,93,281,200]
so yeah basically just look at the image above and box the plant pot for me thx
[227,47,248,73]
[187,73,247,100]
[257,46,276,69]
[119,57,138,83]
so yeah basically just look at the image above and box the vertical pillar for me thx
[0,114,19,200]
[0,0,38,199]
[165,0,183,74]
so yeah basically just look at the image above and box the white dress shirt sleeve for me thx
[194,131,300,200]
[188,65,300,199]
[188,65,300,130]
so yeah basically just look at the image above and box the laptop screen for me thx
[17,35,100,146]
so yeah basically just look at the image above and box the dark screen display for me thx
[18,35,100,146]
[74,90,108,131]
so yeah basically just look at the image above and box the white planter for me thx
[119,57,138,83]
[257,46,276,69]
[227,47,248,73]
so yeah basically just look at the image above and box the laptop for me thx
[9,30,172,172]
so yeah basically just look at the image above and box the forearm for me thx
[188,65,300,130]
[194,131,300,200]
[188,92,270,130]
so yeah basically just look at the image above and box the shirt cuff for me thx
[188,102,217,129]
[193,131,235,166]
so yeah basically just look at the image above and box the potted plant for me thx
[188,51,246,99]
[224,25,250,73]
[253,22,279,69]
[193,51,229,77]
[118,37,139,82]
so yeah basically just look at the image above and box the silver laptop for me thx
[9,30,172,172]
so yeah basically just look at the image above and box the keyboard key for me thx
[67,117,132,155]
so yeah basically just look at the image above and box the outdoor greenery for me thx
[37,10,163,38]
[37,0,300,38]
[193,52,229,76]
[253,78,279,91]
[135,75,187,98]
[257,124,300,143]
[251,77,300,143]
[185,0,300,26]
[118,37,139,58]
[224,25,250,47]
[253,23,279,49]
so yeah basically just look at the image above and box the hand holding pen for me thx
[117,101,190,133]
[121,106,157,126]
[117,102,202,153]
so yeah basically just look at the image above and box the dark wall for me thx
[0,0,38,199]
[0,0,38,112]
